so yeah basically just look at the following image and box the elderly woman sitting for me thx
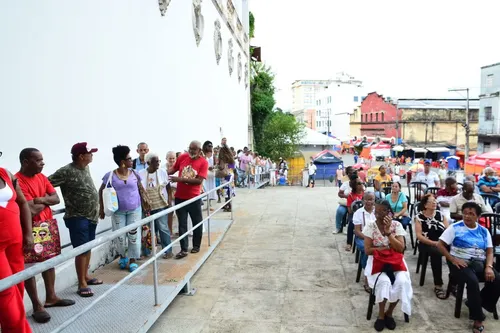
[438,202,500,333]
[363,199,413,332]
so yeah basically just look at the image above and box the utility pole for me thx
[448,88,470,161]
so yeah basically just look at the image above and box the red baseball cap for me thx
[71,142,98,156]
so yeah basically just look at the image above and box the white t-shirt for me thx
[414,171,440,187]
[352,207,376,227]
[340,181,351,196]
[438,168,447,180]
[308,164,317,176]
[139,168,169,198]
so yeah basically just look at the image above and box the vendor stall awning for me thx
[392,145,405,152]
[410,148,427,153]
[426,147,450,153]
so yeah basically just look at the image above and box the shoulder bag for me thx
[102,171,119,216]
[132,170,151,212]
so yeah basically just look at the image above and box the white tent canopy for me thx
[301,128,341,146]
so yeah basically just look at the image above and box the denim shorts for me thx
[64,217,97,248]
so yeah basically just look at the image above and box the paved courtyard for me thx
[150,186,500,333]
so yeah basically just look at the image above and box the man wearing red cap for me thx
[49,143,102,298]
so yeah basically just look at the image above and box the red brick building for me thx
[359,92,401,139]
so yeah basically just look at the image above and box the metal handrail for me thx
[0,180,235,332]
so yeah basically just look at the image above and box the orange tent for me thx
[465,149,500,175]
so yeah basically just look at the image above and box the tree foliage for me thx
[249,12,255,39]
[259,111,305,161]
[250,62,275,151]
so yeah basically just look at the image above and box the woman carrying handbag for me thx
[99,146,149,272]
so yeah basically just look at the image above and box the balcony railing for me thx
[478,127,500,136]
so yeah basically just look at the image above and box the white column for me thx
[242,0,249,33]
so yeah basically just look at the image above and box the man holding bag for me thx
[49,142,102,298]
[16,148,75,323]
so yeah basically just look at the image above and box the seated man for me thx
[478,167,500,199]
[413,160,440,188]
[450,181,492,222]
[334,166,355,233]
[436,177,458,221]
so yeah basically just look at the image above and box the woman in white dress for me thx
[363,199,413,332]
[202,141,217,201]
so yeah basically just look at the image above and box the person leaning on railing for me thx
[437,201,500,333]
[0,165,33,333]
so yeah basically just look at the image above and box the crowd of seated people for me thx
[336,162,500,332]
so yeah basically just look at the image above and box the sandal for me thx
[32,310,51,323]
[86,278,103,285]
[384,314,396,330]
[472,325,484,333]
[345,244,352,252]
[129,263,138,272]
[44,299,75,308]
[77,287,94,298]
[363,284,372,294]
[175,251,188,259]
[191,247,200,253]
[434,287,447,299]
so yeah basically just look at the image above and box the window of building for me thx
[362,96,366,101]
[365,114,368,122]
[375,113,378,122]
[370,114,373,122]
[484,142,491,152]
[353,96,359,102]
[485,106,493,121]
[486,74,494,87]
[381,113,384,122]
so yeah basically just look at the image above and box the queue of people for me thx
[335,158,500,332]
[0,136,252,332]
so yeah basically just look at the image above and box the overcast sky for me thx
[249,0,500,110]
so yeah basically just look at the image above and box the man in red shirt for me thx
[168,140,208,259]
[16,148,75,323]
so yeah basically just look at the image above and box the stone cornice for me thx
[212,0,249,59]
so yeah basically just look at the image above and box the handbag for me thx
[372,248,407,278]
[103,170,119,216]
[132,170,151,212]
[25,219,61,263]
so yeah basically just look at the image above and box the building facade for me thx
[292,108,316,130]
[356,92,401,140]
[478,63,500,153]
[314,73,364,140]
[397,99,479,148]
[349,106,362,138]
[291,79,331,112]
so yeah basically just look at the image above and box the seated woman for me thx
[415,194,448,299]
[353,191,376,293]
[346,175,364,251]
[438,202,500,333]
[363,199,412,332]
[373,165,392,199]
[386,182,411,228]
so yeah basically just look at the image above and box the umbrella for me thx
[353,163,368,170]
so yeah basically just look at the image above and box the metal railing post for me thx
[150,219,159,306]
[206,195,211,247]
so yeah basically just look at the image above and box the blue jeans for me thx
[355,237,368,269]
[112,207,142,259]
[150,207,172,254]
[335,205,348,230]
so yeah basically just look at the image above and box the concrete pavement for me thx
[150,186,500,333]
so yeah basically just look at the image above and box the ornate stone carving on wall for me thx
[226,0,235,23]
[213,20,223,65]
[237,53,242,83]
[192,0,204,46]
[158,0,171,16]
[228,38,234,76]
[244,62,248,89]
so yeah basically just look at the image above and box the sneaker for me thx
[162,253,174,259]
[332,229,340,234]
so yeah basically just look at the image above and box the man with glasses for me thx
[167,141,208,259]
[450,181,492,221]
[139,153,173,259]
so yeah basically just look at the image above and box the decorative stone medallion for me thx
[228,39,234,76]
[158,0,171,16]
[244,62,248,89]
[237,52,242,83]
[214,20,222,65]
[192,0,204,46]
